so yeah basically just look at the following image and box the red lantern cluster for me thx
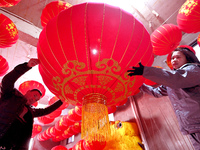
[41,1,72,28]
[37,96,69,124]
[38,106,82,142]
[151,24,182,56]
[177,0,200,33]
[0,0,21,7]
[197,34,200,47]
[37,2,154,108]
[0,13,18,48]
[0,55,9,76]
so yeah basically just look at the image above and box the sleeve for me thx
[143,65,200,89]
[140,84,168,98]
[32,99,63,117]
[1,62,31,96]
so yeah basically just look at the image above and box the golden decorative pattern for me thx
[6,23,18,39]
[114,82,124,92]
[96,75,113,85]
[72,76,87,86]
[179,0,198,16]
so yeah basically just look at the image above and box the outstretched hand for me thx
[127,62,144,76]
[27,58,40,68]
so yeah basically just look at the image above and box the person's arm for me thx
[140,84,168,98]
[1,58,40,96]
[32,99,63,117]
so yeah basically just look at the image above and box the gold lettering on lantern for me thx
[179,0,198,16]
[96,75,113,85]
[64,85,73,94]
[6,23,18,39]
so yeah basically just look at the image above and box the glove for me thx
[127,62,144,76]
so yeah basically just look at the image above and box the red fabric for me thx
[37,3,153,107]
[151,24,182,56]
[177,0,200,33]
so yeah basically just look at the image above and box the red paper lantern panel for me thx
[83,138,106,150]
[177,0,200,33]
[0,55,9,76]
[71,122,81,134]
[0,0,21,7]
[72,140,85,150]
[0,13,18,48]
[108,105,117,114]
[37,116,54,124]
[19,80,46,98]
[51,145,68,150]
[68,109,82,122]
[37,2,153,107]
[41,1,72,28]
[49,96,69,110]
[46,109,62,119]
[151,24,182,56]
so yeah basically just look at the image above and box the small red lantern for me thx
[0,0,21,7]
[0,55,9,76]
[41,1,72,28]
[0,13,18,48]
[83,138,106,150]
[108,105,117,114]
[51,145,68,150]
[68,109,82,122]
[151,24,182,56]
[37,116,54,124]
[49,96,69,110]
[46,109,62,119]
[71,122,81,134]
[19,80,46,98]
[72,140,85,150]
[32,124,42,138]
[177,0,200,33]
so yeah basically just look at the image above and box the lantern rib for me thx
[110,9,122,59]
[119,16,135,64]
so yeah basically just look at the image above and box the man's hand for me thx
[127,62,144,76]
[27,58,40,68]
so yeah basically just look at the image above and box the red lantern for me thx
[41,1,72,28]
[177,0,200,33]
[31,124,42,138]
[51,145,68,150]
[74,106,82,116]
[19,80,46,98]
[37,116,54,124]
[83,138,106,150]
[71,122,81,134]
[151,24,182,56]
[68,109,82,122]
[49,96,69,110]
[0,55,9,76]
[46,109,62,119]
[108,105,117,114]
[37,2,153,141]
[0,13,18,48]
[0,0,21,7]
[72,140,85,150]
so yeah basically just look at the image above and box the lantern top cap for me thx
[166,45,196,69]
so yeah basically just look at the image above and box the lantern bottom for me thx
[81,93,110,142]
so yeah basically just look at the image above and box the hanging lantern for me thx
[37,116,54,124]
[71,140,85,150]
[37,2,153,142]
[0,13,18,48]
[177,0,200,33]
[51,145,68,150]
[41,1,72,28]
[83,137,106,150]
[71,122,82,134]
[31,124,42,138]
[49,96,69,110]
[68,109,82,122]
[151,24,182,56]
[108,105,117,114]
[0,55,9,76]
[0,0,21,7]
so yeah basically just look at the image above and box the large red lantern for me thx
[0,13,18,48]
[151,24,182,56]
[0,0,21,7]
[37,2,153,141]
[41,1,72,28]
[0,55,9,76]
[177,0,200,33]
[51,145,68,150]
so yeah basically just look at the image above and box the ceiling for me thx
[0,0,199,106]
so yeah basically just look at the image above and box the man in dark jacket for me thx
[0,58,63,150]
